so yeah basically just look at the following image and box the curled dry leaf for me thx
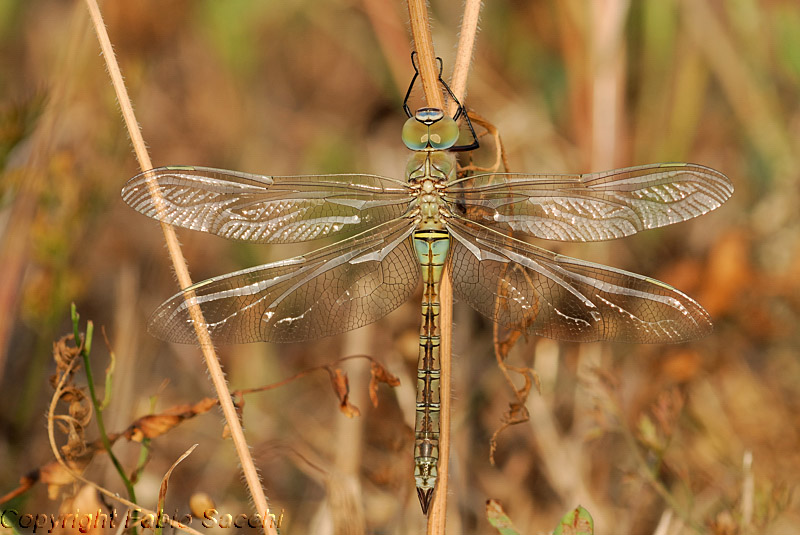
[482,230,543,464]
[0,457,91,504]
[11,351,401,502]
[124,398,217,442]
[52,334,82,373]
[126,413,183,443]
[67,387,92,424]
[48,333,94,465]
[488,309,541,464]
[368,360,401,407]
[40,457,91,500]
[158,444,198,516]
[327,367,360,418]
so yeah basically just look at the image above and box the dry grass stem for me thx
[407,0,445,110]
[407,0,481,530]
[449,0,482,116]
[406,3,449,530]
[83,1,276,532]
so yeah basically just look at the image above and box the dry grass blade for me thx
[157,444,199,534]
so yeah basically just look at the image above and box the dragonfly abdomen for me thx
[412,228,450,514]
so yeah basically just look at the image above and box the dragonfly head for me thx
[402,107,459,151]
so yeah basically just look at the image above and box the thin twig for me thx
[83,2,276,533]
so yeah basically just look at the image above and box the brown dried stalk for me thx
[82,1,276,533]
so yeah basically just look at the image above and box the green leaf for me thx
[553,505,594,535]
[486,499,520,535]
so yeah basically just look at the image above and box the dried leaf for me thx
[368,361,401,407]
[124,397,217,442]
[39,457,90,500]
[126,413,183,442]
[52,334,81,371]
[328,367,360,418]
[158,445,198,519]
[486,499,520,535]
[553,505,594,535]
[489,315,540,464]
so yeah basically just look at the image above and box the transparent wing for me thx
[446,217,711,343]
[122,166,414,243]
[150,217,420,344]
[444,163,733,241]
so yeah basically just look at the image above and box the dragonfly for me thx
[121,56,733,514]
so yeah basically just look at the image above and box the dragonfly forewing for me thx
[444,163,733,242]
[122,166,414,243]
[446,216,712,343]
[149,217,420,344]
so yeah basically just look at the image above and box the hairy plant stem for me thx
[83,2,277,533]
[407,0,481,530]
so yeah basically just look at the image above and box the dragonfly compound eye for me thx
[427,116,459,150]
[402,116,431,150]
[403,114,460,151]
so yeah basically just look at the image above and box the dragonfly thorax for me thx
[406,149,455,231]
[402,104,459,231]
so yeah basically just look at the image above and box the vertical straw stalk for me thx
[407,0,481,530]
[83,2,277,533]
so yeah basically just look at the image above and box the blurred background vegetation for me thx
[1,1,799,534]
